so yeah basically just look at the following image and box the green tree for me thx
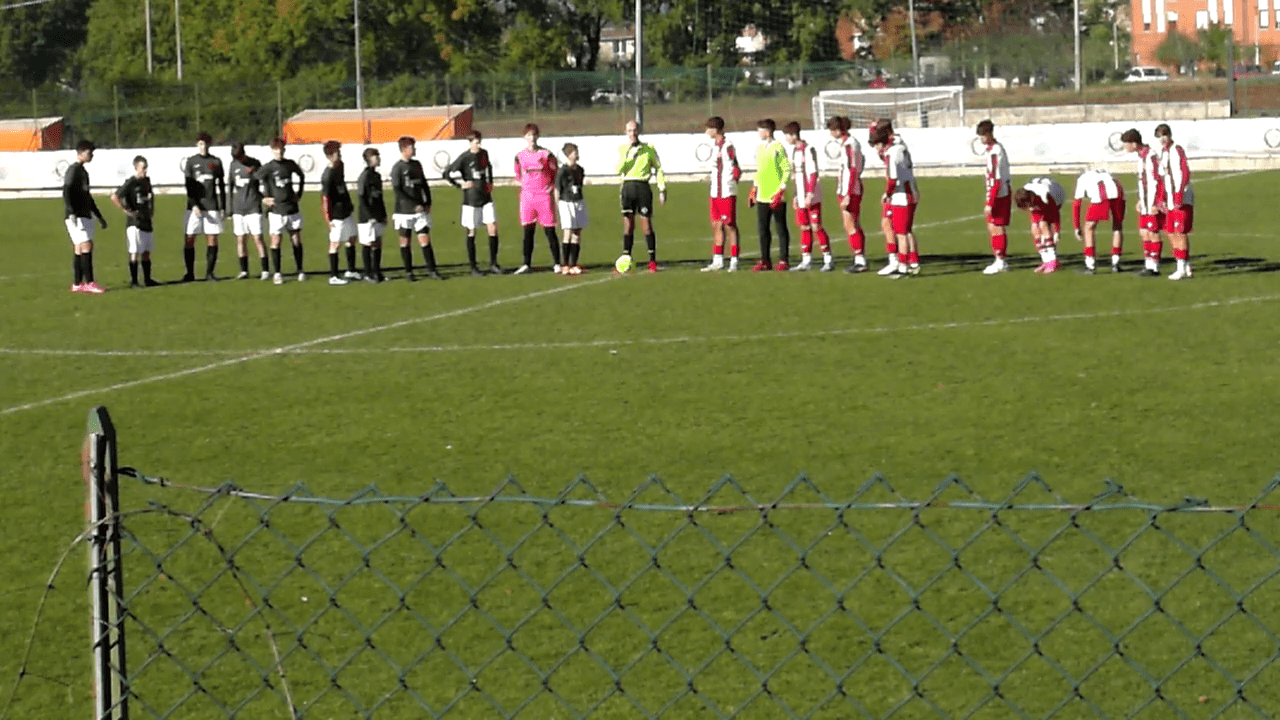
[1197,23,1234,74]
[0,0,93,88]
[1155,31,1200,75]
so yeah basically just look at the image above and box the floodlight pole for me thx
[354,0,366,141]
[908,0,921,86]
[1073,0,1082,93]
[174,0,183,82]
[634,0,643,130]
[144,0,153,74]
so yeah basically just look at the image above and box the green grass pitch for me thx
[1,172,1279,718]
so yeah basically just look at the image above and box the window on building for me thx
[1275,10,1280,29]
[1262,11,1269,28]
[1144,22,1151,31]
[1196,10,1210,29]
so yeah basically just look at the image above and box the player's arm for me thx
[481,151,494,194]
[649,147,667,197]
[773,145,790,206]
[985,153,1000,209]
[884,147,899,199]
[554,166,567,205]
[62,166,77,218]
[804,146,819,204]
[320,170,333,222]
[1170,147,1189,206]
[728,145,741,182]
[420,171,432,212]
[514,154,524,183]
[546,153,559,195]
[443,154,464,188]
[111,183,133,217]
[292,161,305,201]
[184,159,204,212]
[1071,182,1085,235]
[216,164,227,212]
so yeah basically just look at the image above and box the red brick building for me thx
[1132,0,1280,67]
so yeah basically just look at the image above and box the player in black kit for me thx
[62,140,109,293]
[111,155,160,287]
[257,137,308,285]
[228,142,270,280]
[443,130,501,276]
[320,140,358,285]
[389,136,440,280]
[356,147,388,282]
[182,132,227,281]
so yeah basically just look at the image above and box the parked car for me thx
[1124,66,1170,82]
[591,88,633,104]
[1272,61,1280,75]
[1233,64,1266,79]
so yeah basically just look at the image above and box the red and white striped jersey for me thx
[1134,145,1165,215]
[1158,142,1195,207]
[708,137,740,198]
[884,139,917,207]
[837,133,864,198]
[791,140,821,200]
[1073,169,1122,204]
[1023,177,1065,211]
[983,141,1011,204]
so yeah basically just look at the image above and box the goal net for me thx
[811,85,965,131]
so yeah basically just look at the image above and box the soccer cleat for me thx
[820,259,835,272]
[328,276,349,286]
[205,273,219,282]
[235,271,249,280]
[406,272,418,282]
[70,283,84,293]
[469,265,485,277]
[846,262,867,274]
[489,263,505,275]
[727,258,739,272]
[129,281,141,289]
[297,272,307,282]
[553,264,562,274]
[260,271,271,281]
[181,272,196,283]
[1136,268,1160,277]
[362,275,380,284]
[790,259,811,272]
[424,270,444,280]
[647,261,659,273]
[344,270,361,280]
[1042,260,1060,274]
[908,264,921,276]
[701,260,724,272]
[145,278,161,287]
[981,258,1008,275]
[272,272,284,285]
[1168,268,1191,281]
[775,260,790,272]
[1111,263,1122,273]
[82,282,106,294]
[571,266,583,275]
[876,260,899,276]
[1077,266,1096,275]
[513,264,531,275]
[751,260,772,272]
[1033,262,1047,274]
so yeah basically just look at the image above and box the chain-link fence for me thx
[63,408,1280,719]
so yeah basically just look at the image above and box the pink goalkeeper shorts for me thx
[519,194,556,227]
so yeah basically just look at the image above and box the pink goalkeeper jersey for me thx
[515,147,557,196]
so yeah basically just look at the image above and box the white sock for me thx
[1045,246,1056,262]
[855,253,867,265]
[712,252,723,262]
[801,252,811,263]
[1037,247,1049,263]
[1177,258,1187,272]
[1111,254,1120,266]
[1085,255,1096,269]
[822,251,832,263]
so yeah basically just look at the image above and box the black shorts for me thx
[620,181,653,217]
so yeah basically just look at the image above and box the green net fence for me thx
[83,461,1280,719]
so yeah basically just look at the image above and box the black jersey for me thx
[320,163,354,221]
[556,164,585,202]
[115,176,154,232]
[62,162,97,219]
[228,156,264,216]
[258,158,305,216]
[389,158,431,214]
[443,149,494,207]
[183,152,226,212]
[357,167,387,224]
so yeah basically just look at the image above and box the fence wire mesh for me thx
[106,468,1280,719]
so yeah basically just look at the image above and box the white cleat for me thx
[260,271,271,281]
[1168,268,1192,281]
[344,270,361,280]
[701,260,724,272]
[513,264,531,275]
[877,261,899,276]
[820,260,835,272]
[297,272,307,282]
[235,270,250,280]
[790,259,812,272]
[981,258,1008,275]
[727,258,739,273]
[328,276,348,286]
[552,264,562,274]
[908,264,921,276]
[272,272,284,285]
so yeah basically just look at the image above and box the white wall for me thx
[2,117,1278,194]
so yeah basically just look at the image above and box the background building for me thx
[1132,0,1280,67]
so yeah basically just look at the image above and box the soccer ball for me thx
[614,254,633,274]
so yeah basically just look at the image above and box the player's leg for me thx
[517,223,537,274]
[462,205,482,276]
[485,217,502,273]
[754,199,773,271]
[416,226,440,280]
[705,215,726,271]
[903,205,920,273]
[326,220,347,285]
[541,205,563,273]
[204,210,221,280]
[620,212,636,262]
[80,237,101,291]
[1110,220,1124,272]
[344,234,360,279]
[233,215,250,279]
[813,206,834,271]
[772,203,790,270]
[983,220,1008,275]
[396,219,415,280]
[1168,206,1193,280]
[877,202,898,275]
[249,215,269,279]
[140,229,157,286]
[637,213,656,272]
[289,225,305,280]
[795,203,814,271]
[126,227,141,287]
[842,197,867,273]
[724,207,740,272]
[1081,220,1099,273]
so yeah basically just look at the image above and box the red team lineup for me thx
[59,117,1200,293]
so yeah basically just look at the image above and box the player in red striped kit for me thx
[1121,128,1166,277]
[782,122,833,271]
[828,116,868,273]
[1013,176,1065,273]
[1155,123,1195,280]
[870,119,916,276]
[871,126,919,277]
[1071,168,1126,274]
[976,120,1012,274]
[702,116,741,272]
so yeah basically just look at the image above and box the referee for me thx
[616,120,666,273]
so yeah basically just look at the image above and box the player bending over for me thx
[870,119,914,275]
[258,138,307,284]
[1121,128,1166,277]
[63,140,108,294]
[749,118,791,271]
[182,132,227,282]
[617,120,667,273]
[555,143,588,274]
[1013,177,1065,273]
[870,126,919,278]
[320,140,357,285]
[702,116,741,272]
[357,147,387,282]
[229,143,270,280]
[444,130,501,276]
[976,120,1013,274]
[1071,167,1125,274]
[1155,123,1195,280]
[111,155,159,287]
[782,121,833,271]
[828,116,868,273]
[390,135,440,281]
[514,124,563,274]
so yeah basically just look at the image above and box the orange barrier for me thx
[0,117,64,151]
[283,106,473,145]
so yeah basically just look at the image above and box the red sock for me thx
[850,230,865,254]
[886,242,897,256]
[713,243,723,256]
[1153,241,1163,260]
[991,234,1007,258]
[907,251,919,265]
[730,243,739,258]
[1174,247,1188,260]
[1112,243,1122,256]
[1141,240,1152,257]
[1084,246,1096,258]
[817,229,831,252]
[800,230,813,254]
[897,251,908,265]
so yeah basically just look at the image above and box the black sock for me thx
[421,244,437,272]
[183,245,195,276]
[465,234,478,267]
[328,251,340,277]
[623,233,634,256]
[291,243,304,273]
[142,259,153,282]
[373,246,383,277]
[645,233,656,263]
[522,225,535,266]
[83,251,95,283]
[238,254,249,273]
[271,247,282,274]
[206,245,218,276]
[776,213,791,263]
[570,243,581,267]
[362,246,373,276]
[260,254,270,273]
[129,260,139,284]
[489,235,500,265]
[73,254,83,285]
[400,245,413,273]
[545,227,562,265]
[561,241,571,265]
[345,244,357,273]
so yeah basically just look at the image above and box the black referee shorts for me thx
[620,181,654,217]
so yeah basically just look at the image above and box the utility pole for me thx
[145,0,153,74]
[355,0,366,141]
[908,0,921,86]
[634,0,644,130]
[1074,0,1082,93]
[174,0,183,82]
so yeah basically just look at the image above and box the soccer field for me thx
[2,172,1279,718]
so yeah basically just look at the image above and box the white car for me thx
[1125,66,1170,83]
[1271,61,1280,75]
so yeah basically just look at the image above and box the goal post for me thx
[811,85,966,131]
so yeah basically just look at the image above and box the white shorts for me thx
[393,212,431,234]
[328,217,357,243]
[558,200,588,230]
[126,226,154,255]
[268,213,304,236]
[232,213,263,237]
[65,216,95,246]
[184,209,224,236]
[358,221,385,246]
[460,203,496,230]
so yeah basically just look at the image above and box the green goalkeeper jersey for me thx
[754,139,791,199]
[617,142,667,191]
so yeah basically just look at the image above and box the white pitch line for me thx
[0,278,613,416]
[5,293,1277,361]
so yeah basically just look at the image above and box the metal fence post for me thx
[113,85,120,148]
[84,406,128,720]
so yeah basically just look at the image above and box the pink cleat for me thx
[1033,263,1047,274]
[1042,260,1059,274]
[82,282,107,294]
[70,283,84,293]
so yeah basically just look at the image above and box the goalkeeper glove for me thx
[747,186,757,207]
[770,191,785,210]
